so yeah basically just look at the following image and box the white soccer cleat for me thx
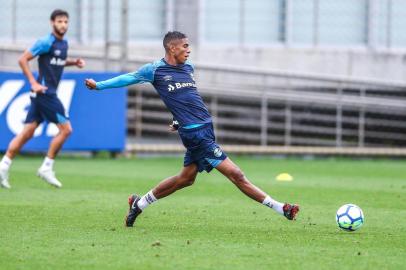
[0,168,11,189]
[37,169,62,188]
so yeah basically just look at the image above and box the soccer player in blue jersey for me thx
[0,10,85,189]
[85,31,299,226]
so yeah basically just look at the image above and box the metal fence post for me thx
[239,0,245,47]
[88,0,94,43]
[120,0,129,71]
[166,0,175,32]
[77,0,83,44]
[284,0,292,47]
[11,0,17,43]
[313,0,319,47]
[366,0,374,49]
[386,0,392,49]
[104,0,110,70]
[197,0,206,55]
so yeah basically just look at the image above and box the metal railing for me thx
[126,62,406,152]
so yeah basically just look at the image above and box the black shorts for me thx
[179,123,227,173]
[25,93,69,124]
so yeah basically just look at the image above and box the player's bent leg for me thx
[215,158,267,203]
[153,163,198,199]
[47,121,72,159]
[1,122,38,189]
[125,164,198,227]
[216,157,300,220]
[6,122,39,159]
[37,122,71,188]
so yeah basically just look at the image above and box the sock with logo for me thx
[262,195,284,215]
[0,155,12,171]
[137,190,158,210]
[39,156,54,171]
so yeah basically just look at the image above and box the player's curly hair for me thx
[163,31,187,51]
[50,9,69,21]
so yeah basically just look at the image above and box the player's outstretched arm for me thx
[18,50,47,93]
[85,63,154,91]
[84,72,149,91]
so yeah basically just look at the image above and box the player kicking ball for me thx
[85,31,299,227]
[0,10,85,189]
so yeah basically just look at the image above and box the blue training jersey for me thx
[29,33,68,95]
[96,59,212,127]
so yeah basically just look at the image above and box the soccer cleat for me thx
[283,203,300,220]
[125,194,142,227]
[0,168,11,189]
[37,169,62,188]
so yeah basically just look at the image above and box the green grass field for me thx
[0,156,405,270]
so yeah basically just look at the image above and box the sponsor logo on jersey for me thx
[50,57,66,66]
[54,49,61,56]
[167,82,196,92]
[168,84,175,92]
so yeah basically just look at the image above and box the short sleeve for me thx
[29,35,53,56]
[132,63,155,83]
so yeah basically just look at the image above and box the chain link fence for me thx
[0,0,167,44]
[0,0,405,49]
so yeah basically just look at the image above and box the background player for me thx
[85,31,299,227]
[0,9,85,189]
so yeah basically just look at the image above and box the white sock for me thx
[0,155,12,171]
[40,157,54,171]
[137,190,158,211]
[262,196,284,215]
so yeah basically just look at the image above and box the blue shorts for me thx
[25,93,69,124]
[178,123,227,173]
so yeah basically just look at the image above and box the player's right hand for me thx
[85,78,97,90]
[31,82,47,93]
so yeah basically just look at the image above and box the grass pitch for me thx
[0,156,405,270]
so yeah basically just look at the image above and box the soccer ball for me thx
[336,204,364,231]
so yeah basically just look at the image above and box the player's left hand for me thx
[85,78,97,90]
[75,58,86,68]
